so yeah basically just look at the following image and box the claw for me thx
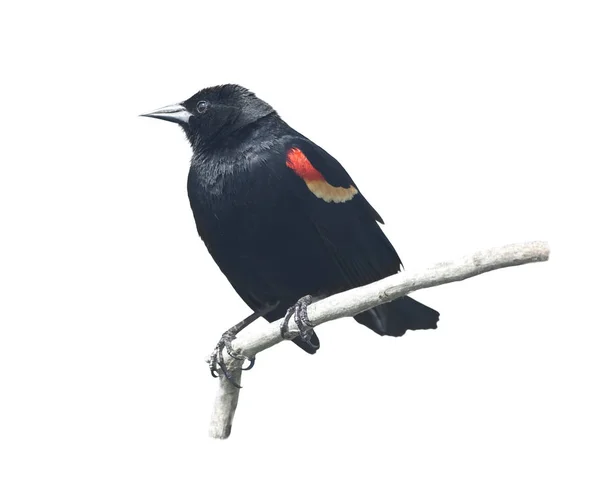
[208,331,255,387]
[208,304,279,384]
[280,295,314,341]
[217,359,242,388]
[242,356,255,371]
[208,334,242,387]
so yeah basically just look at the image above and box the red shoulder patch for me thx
[285,148,325,182]
[285,148,358,204]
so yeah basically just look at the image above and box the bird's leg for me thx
[280,295,315,342]
[209,302,278,387]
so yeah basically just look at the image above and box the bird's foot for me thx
[280,295,315,342]
[207,304,279,387]
[208,331,254,389]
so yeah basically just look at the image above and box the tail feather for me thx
[354,296,439,337]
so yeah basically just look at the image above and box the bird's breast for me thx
[188,157,286,234]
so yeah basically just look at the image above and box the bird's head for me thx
[141,84,276,148]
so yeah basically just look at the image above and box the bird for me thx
[142,84,439,380]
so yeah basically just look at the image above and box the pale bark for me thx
[208,241,550,439]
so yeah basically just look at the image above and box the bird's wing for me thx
[263,135,402,287]
[288,137,385,223]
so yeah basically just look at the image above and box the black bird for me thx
[142,84,439,378]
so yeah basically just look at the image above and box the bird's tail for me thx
[354,296,439,337]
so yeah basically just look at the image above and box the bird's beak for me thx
[140,104,191,125]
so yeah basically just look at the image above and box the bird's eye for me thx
[196,100,209,113]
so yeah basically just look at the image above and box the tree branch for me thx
[207,241,550,439]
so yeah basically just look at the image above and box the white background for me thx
[1,1,598,483]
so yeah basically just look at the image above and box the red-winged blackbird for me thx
[142,84,439,359]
